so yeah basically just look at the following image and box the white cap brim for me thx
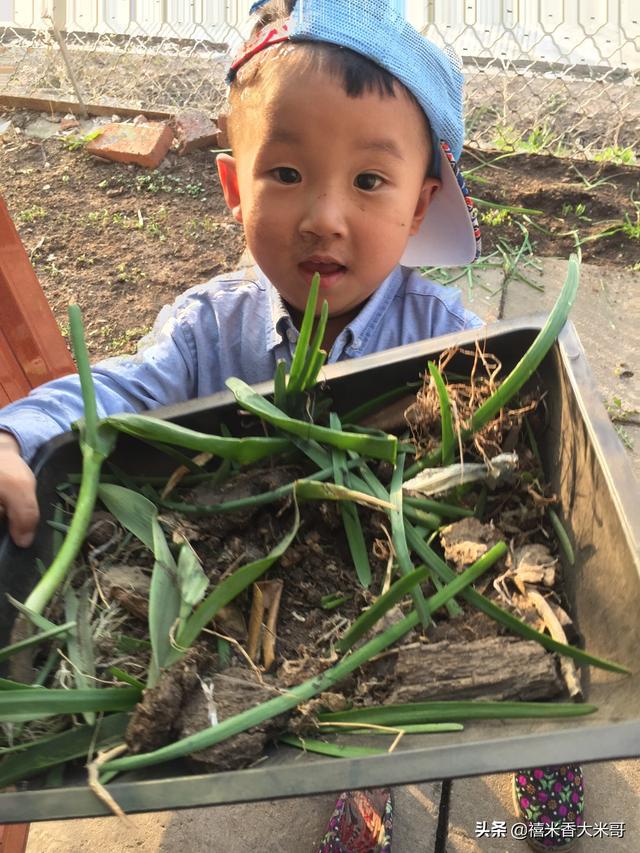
[401,147,478,269]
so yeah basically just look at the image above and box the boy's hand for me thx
[0,432,39,548]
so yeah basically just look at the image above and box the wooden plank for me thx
[0,194,75,393]
[0,94,173,121]
[0,328,31,403]
[0,823,30,853]
[0,384,12,407]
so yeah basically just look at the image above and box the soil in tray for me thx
[4,353,579,778]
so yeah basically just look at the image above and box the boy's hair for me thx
[227,0,433,172]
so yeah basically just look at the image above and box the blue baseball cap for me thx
[230,0,481,267]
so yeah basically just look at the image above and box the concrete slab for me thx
[25,784,441,852]
[25,794,336,853]
[460,256,640,476]
[22,116,61,140]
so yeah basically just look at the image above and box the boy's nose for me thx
[298,191,348,239]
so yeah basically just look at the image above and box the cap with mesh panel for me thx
[228,0,480,267]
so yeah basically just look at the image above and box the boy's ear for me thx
[409,177,441,236]
[216,153,243,224]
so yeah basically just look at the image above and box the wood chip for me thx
[525,589,582,699]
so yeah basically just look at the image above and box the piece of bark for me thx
[379,635,563,704]
[178,667,286,772]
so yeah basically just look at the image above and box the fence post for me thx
[48,0,67,31]
[404,0,428,29]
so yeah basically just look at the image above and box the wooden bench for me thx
[0,192,75,852]
[0,193,74,403]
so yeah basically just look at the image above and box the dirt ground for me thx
[0,109,638,362]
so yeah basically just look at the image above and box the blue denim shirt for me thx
[0,264,482,462]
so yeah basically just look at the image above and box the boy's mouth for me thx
[298,259,348,285]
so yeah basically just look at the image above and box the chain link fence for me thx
[1,1,638,158]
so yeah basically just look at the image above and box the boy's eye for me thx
[355,173,383,191]
[272,167,301,184]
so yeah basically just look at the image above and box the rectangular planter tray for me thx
[1,317,639,822]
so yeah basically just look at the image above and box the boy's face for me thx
[218,60,439,322]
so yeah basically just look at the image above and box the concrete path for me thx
[25,258,640,852]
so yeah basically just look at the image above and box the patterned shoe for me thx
[513,765,585,851]
[315,788,393,853]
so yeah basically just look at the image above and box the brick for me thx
[86,121,174,169]
[60,116,79,131]
[173,108,219,154]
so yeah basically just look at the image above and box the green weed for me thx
[569,165,615,191]
[111,211,129,228]
[481,207,511,227]
[96,172,206,199]
[145,221,164,239]
[114,263,145,284]
[607,397,639,450]
[621,206,640,241]
[185,182,205,197]
[87,209,110,227]
[63,128,104,151]
[86,206,165,240]
[135,173,179,194]
[18,205,47,223]
[101,324,152,353]
[493,124,565,156]
[44,261,63,278]
[561,202,590,222]
[592,146,636,166]
[184,214,228,237]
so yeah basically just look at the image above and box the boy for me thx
[0,0,482,548]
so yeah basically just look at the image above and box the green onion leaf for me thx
[105,413,291,464]
[318,700,597,726]
[226,377,398,464]
[279,734,384,758]
[0,687,140,723]
[428,361,455,465]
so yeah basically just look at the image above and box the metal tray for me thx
[1,318,639,822]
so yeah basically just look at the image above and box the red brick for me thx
[173,109,219,155]
[60,116,79,131]
[86,122,174,169]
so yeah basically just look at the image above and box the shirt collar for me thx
[328,266,405,361]
[256,267,296,351]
